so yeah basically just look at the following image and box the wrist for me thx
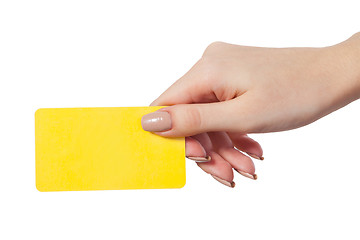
[324,33,360,104]
[342,33,360,94]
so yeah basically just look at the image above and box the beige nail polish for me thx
[141,111,172,132]
[211,175,235,188]
[235,169,257,180]
[247,152,264,160]
[187,156,211,162]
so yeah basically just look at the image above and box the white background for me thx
[1,0,359,239]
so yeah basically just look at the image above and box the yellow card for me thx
[35,107,185,191]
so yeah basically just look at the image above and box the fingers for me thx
[227,132,264,160]
[208,132,257,180]
[192,133,235,187]
[188,132,263,187]
[197,152,235,188]
[185,137,211,163]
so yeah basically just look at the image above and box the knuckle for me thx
[202,41,226,57]
[180,105,203,132]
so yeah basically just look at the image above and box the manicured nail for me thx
[211,175,235,188]
[235,169,257,180]
[141,111,172,132]
[187,156,211,163]
[247,152,264,160]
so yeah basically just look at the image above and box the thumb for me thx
[141,97,255,137]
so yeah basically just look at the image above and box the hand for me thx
[141,33,360,187]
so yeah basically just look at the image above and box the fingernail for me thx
[141,111,172,132]
[211,175,235,188]
[187,156,211,163]
[235,169,257,180]
[247,152,264,160]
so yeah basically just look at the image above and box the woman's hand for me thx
[141,33,360,187]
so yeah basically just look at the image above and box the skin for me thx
[149,33,360,187]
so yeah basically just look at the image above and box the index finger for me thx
[150,59,217,106]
